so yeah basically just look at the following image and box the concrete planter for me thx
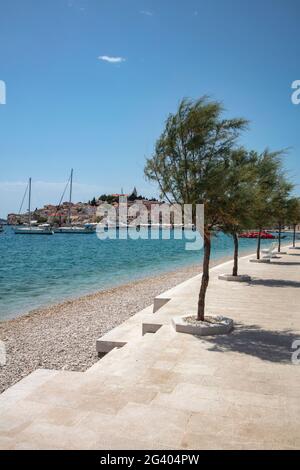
[172,315,234,337]
[218,273,251,282]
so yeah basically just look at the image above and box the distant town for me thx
[7,187,160,226]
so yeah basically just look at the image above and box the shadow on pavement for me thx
[204,323,299,364]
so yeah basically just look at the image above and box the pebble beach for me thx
[0,261,217,394]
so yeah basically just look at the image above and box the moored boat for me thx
[239,231,275,239]
[54,170,95,234]
[14,178,54,235]
[54,223,95,234]
[14,223,54,235]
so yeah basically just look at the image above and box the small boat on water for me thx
[239,231,275,239]
[54,170,95,234]
[54,223,95,234]
[14,178,54,235]
[0,225,4,233]
[14,223,54,235]
[239,231,286,240]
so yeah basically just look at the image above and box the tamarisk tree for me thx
[271,178,294,253]
[218,149,258,276]
[251,150,285,259]
[286,198,300,248]
[145,97,247,321]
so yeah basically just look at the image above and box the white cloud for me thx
[140,10,153,16]
[98,55,126,64]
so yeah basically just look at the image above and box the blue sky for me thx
[0,0,299,217]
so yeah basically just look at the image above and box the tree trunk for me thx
[278,223,281,253]
[256,229,262,260]
[232,232,239,276]
[293,224,296,248]
[197,230,211,321]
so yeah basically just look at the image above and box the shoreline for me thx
[0,258,222,324]
[0,245,277,394]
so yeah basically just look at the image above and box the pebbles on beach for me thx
[0,264,206,394]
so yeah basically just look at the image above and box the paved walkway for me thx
[1,246,300,449]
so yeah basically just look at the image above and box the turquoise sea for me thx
[0,227,291,320]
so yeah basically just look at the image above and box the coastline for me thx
[0,254,236,394]
[0,245,273,394]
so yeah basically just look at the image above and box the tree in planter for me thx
[250,150,285,259]
[286,198,300,248]
[218,148,258,276]
[144,97,248,321]
[271,177,294,253]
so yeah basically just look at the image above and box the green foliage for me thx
[286,198,300,225]
[36,215,48,224]
[145,96,248,226]
[271,177,294,226]
[144,96,248,319]
[218,148,258,234]
[51,216,61,225]
[90,197,97,206]
[250,149,288,229]
[99,194,116,204]
[128,187,138,201]
[144,95,294,313]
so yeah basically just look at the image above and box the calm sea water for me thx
[0,227,290,320]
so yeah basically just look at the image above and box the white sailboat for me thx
[14,178,54,235]
[54,224,95,233]
[54,170,95,234]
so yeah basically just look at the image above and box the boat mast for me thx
[28,177,32,225]
[68,169,73,225]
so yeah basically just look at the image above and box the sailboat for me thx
[54,170,95,234]
[14,178,54,235]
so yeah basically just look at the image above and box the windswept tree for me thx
[218,149,258,276]
[271,177,294,253]
[286,198,300,248]
[251,150,286,259]
[145,97,248,321]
